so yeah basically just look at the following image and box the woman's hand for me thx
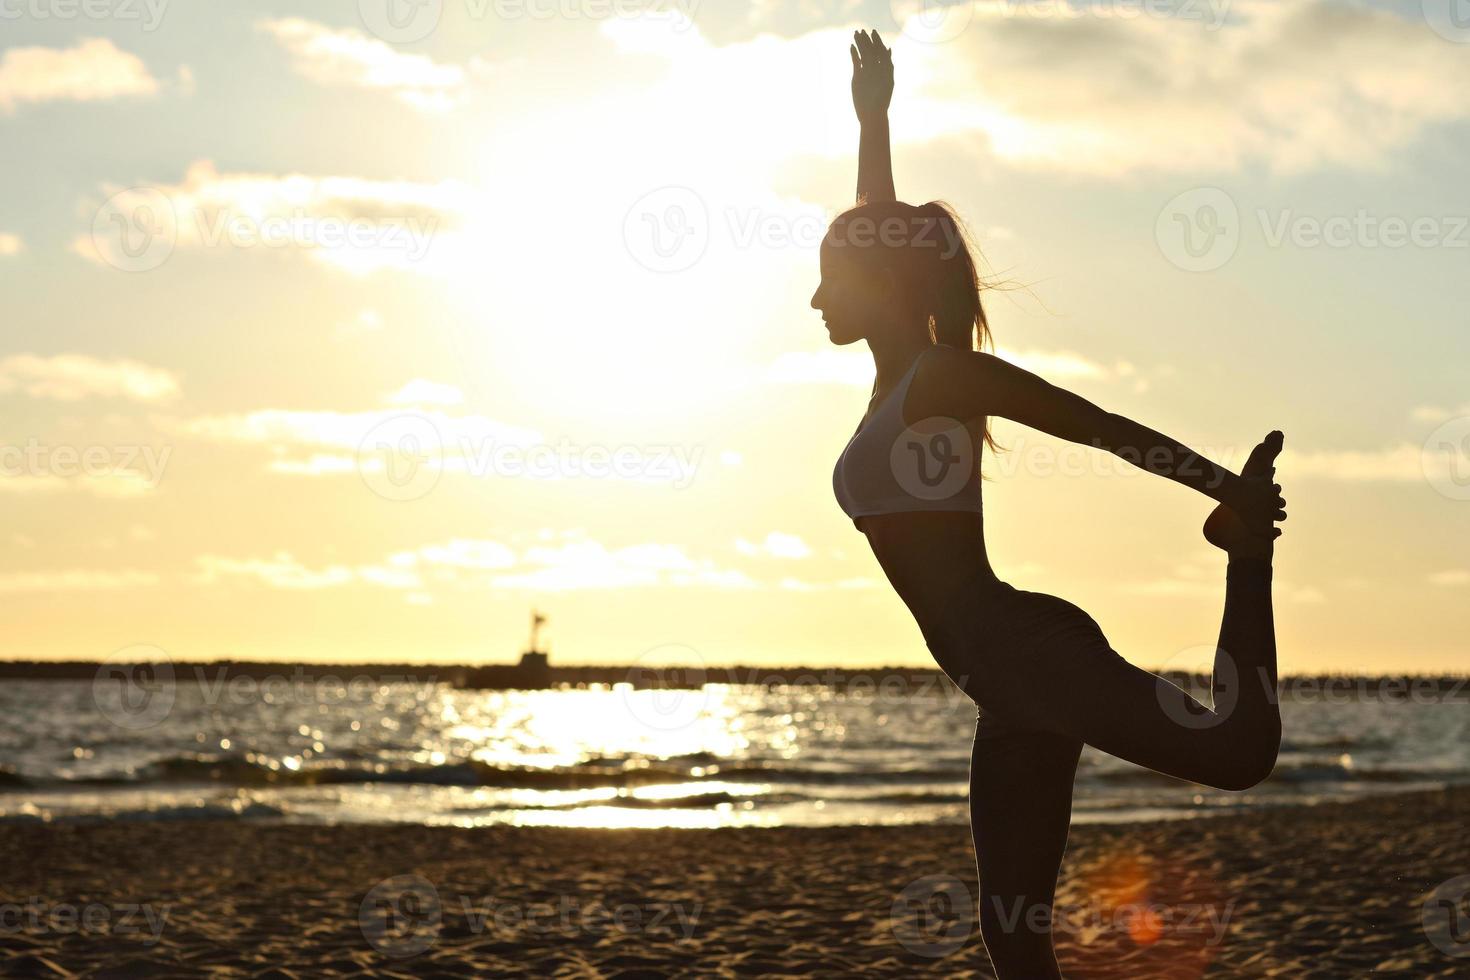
[850,29,893,124]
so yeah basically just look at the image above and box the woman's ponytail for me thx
[918,201,989,356]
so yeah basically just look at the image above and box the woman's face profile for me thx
[811,233,892,347]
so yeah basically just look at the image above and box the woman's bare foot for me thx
[1205,431,1284,559]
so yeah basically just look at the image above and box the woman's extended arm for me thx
[851,30,895,205]
[919,349,1286,527]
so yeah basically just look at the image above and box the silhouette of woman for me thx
[818,31,1286,978]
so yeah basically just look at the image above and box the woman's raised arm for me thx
[851,30,895,205]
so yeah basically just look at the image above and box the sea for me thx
[2,674,1467,828]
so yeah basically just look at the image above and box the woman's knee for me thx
[1212,719,1281,791]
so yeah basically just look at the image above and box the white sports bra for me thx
[833,349,984,525]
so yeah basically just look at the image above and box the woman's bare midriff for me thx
[857,511,998,644]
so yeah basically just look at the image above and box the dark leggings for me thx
[929,559,1279,978]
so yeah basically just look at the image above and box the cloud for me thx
[1411,404,1470,425]
[177,406,543,482]
[389,379,464,407]
[0,233,22,256]
[191,532,877,595]
[736,531,812,559]
[1428,569,1470,587]
[0,354,180,402]
[765,347,1121,386]
[73,160,478,276]
[1125,574,1323,604]
[778,576,879,591]
[258,17,489,113]
[0,38,164,112]
[0,569,158,592]
[194,553,386,590]
[1284,444,1433,483]
[0,472,160,498]
[192,536,754,594]
[893,1,1470,176]
[177,404,703,488]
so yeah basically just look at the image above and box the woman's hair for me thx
[827,199,999,451]
[828,199,992,355]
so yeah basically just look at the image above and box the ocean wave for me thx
[11,753,974,792]
[0,798,285,825]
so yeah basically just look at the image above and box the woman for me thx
[818,32,1287,978]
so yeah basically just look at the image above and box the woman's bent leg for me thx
[978,559,1281,792]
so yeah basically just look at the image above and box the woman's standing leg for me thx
[969,720,1083,978]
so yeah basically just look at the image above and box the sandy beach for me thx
[1,787,1466,978]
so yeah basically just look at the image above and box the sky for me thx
[1,0,1468,673]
